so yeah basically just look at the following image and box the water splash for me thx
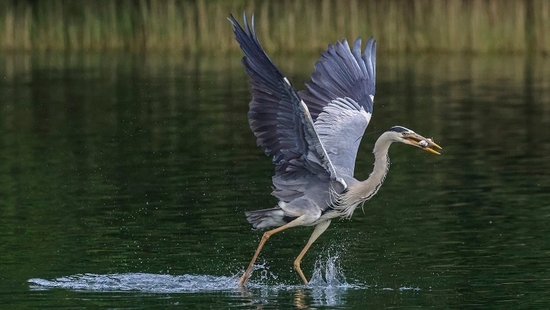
[309,253,347,287]
[250,259,279,283]
[307,253,363,306]
[28,273,240,293]
[28,250,365,294]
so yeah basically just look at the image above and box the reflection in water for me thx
[1,52,550,308]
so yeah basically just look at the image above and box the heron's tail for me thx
[245,207,288,230]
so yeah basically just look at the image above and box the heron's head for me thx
[388,126,442,155]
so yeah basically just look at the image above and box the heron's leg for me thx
[238,216,308,286]
[293,220,331,284]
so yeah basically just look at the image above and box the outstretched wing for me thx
[228,14,346,201]
[299,38,376,177]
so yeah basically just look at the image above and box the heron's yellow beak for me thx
[406,134,442,155]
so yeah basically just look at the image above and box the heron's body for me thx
[246,137,392,229]
[228,13,441,286]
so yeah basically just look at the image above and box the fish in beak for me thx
[405,133,442,155]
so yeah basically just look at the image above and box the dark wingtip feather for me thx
[227,13,239,30]
[229,12,305,167]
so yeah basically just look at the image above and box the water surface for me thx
[1,52,550,308]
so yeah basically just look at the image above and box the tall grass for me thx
[1,0,549,54]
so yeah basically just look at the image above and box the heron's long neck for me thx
[333,133,393,218]
[345,134,392,204]
[359,135,392,200]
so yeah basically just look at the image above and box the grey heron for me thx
[228,13,442,286]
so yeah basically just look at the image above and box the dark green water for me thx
[1,52,550,309]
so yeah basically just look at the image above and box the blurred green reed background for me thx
[1,0,549,54]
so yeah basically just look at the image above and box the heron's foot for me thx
[293,260,309,285]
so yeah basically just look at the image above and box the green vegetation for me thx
[1,0,549,54]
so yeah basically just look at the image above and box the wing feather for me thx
[300,37,377,176]
[228,14,346,201]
